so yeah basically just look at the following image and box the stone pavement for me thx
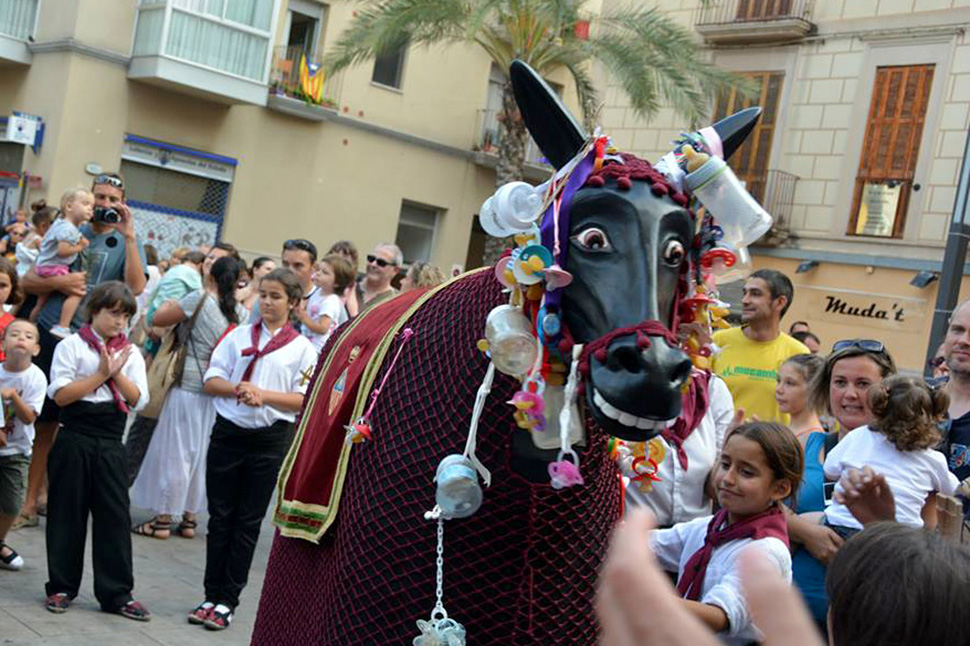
[0,508,274,645]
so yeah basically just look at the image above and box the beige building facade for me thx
[0,0,580,274]
[598,0,970,372]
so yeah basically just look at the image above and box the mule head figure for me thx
[510,60,759,443]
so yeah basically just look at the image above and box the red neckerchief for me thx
[676,505,789,601]
[77,324,131,413]
[240,322,299,382]
[661,371,712,470]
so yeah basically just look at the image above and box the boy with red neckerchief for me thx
[43,281,150,620]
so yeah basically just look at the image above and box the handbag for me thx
[140,294,207,420]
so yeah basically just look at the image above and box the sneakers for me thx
[203,604,233,631]
[115,599,152,622]
[49,325,71,339]
[187,601,214,625]
[45,592,72,613]
[0,542,23,571]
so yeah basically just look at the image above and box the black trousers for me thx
[45,403,133,610]
[124,415,158,485]
[204,415,290,610]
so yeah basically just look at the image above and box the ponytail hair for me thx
[868,376,948,451]
[209,256,242,325]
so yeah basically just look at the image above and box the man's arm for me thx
[116,204,146,296]
[21,268,86,298]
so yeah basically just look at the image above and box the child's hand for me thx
[834,466,896,525]
[99,347,130,379]
[801,523,843,565]
[235,382,264,407]
[78,237,90,250]
[0,387,16,400]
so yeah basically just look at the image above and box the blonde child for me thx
[192,268,317,630]
[824,376,957,532]
[44,282,150,619]
[651,421,804,645]
[0,320,47,571]
[32,188,93,338]
[298,254,353,351]
[774,354,825,447]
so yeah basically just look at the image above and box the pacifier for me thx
[509,390,545,432]
[512,245,553,285]
[414,616,467,646]
[343,416,372,445]
[434,454,483,519]
[548,450,584,489]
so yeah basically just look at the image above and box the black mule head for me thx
[510,60,587,170]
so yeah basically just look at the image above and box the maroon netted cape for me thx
[252,270,622,645]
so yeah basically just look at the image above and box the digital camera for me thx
[92,206,121,224]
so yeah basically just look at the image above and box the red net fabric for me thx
[253,270,622,645]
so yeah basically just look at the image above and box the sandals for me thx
[45,592,72,613]
[0,542,24,571]
[114,599,152,622]
[131,518,171,540]
[203,604,233,631]
[175,518,198,539]
[188,600,214,624]
[11,513,38,530]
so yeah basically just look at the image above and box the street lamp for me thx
[925,124,970,376]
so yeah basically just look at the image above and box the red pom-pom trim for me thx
[586,175,605,188]
[594,347,608,363]
[616,176,633,191]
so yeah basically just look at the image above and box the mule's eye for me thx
[663,240,685,267]
[572,227,612,252]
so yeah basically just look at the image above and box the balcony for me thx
[695,0,815,46]
[266,46,340,121]
[749,169,799,247]
[128,0,280,106]
[472,108,552,183]
[0,0,38,65]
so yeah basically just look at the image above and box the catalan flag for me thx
[300,54,325,104]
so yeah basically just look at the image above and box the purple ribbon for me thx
[540,150,597,311]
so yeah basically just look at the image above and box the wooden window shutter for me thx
[849,64,934,238]
[712,71,784,203]
[736,0,794,21]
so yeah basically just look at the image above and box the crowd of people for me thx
[612,267,970,645]
[0,172,448,629]
[0,170,967,644]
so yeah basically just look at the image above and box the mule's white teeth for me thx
[593,389,674,430]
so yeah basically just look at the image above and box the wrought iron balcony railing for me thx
[269,45,338,108]
[750,168,799,246]
[695,0,815,45]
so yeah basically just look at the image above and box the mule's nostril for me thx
[669,355,692,388]
[606,344,642,373]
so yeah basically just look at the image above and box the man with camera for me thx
[14,172,147,528]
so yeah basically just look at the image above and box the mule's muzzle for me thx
[586,335,692,441]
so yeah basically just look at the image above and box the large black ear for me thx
[711,106,762,161]
[510,60,587,169]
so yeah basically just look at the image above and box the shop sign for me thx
[799,285,926,333]
[121,140,235,183]
[2,112,44,151]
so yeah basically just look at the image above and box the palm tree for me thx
[325,0,747,262]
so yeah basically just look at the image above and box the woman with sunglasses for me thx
[786,339,896,636]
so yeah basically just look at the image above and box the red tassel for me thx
[594,347,608,363]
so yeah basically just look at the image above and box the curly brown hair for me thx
[868,376,948,451]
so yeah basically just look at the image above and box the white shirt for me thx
[824,425,958,528]
[0,363,47,457]
[304,291,348,351]
[652,515,792,645]
[627,375,735,526]
[205,323,318,429]
[48,332,149,412]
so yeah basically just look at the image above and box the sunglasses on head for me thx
[94,174,124,189]
[831,339,885,354]
[284,238,317,255]
[367,254,395,268]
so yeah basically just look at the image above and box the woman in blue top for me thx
[784,341,896,634]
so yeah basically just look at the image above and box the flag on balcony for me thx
[300,54,325,104]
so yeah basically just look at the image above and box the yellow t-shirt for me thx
[711,326,810,424]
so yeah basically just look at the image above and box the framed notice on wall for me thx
[854,182,902,237]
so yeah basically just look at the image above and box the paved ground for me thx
[0,507,273,645]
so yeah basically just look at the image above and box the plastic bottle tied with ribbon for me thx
[484,305,539,377]
[685,156,772,251]
[478,181,544,237]
[434,454,483,520]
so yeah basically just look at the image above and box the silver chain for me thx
[432,517,447,621]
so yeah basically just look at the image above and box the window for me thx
[713,70,784,203]
[736,0,794,21]
[849,64,934,238]
[372,42,407,89]
[395,202,439,264]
